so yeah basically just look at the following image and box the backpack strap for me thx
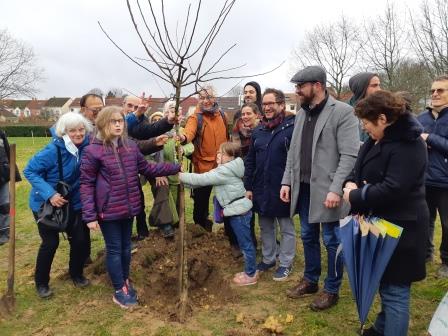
[193,110,229,148]
[57,147,63,181]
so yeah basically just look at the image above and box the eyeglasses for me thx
[430,88,448,95]
[295,82,316,90]
[86,107,102,115]
[262,101,281,108]
[110,119,124,125]
[126,103,139,110]
[199,95,214,101]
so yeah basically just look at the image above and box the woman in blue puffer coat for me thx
[24,112,93,299]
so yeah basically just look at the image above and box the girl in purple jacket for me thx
[80,106,181,309]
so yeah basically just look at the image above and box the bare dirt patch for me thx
[86,224,240,320]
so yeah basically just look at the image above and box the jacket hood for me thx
[383,112,423,142]
[349,72,377,106]
[220,157,245,178]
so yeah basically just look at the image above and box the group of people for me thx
[3,62,445,335]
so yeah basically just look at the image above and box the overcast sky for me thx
[1,0,422,99]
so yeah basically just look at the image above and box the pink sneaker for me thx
[233,272,257,286]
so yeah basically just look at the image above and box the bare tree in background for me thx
[226,84,243,97]
[87,88,104,97]
[0,29,43,100]
[106,87,125,98]
[389,59,433,111]
[99,0,281,321]
[292,16,360,98]
[410,0,448,76]
[360,2,408,89]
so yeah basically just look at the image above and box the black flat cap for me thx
[290,66,327,85]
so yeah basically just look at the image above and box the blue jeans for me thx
[374,283,411,336]
[229,212,256,277]
[296,183,343,294]
[99,218,133,290]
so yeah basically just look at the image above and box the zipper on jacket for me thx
[117,147,133,217]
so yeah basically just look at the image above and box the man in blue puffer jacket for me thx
[417,75,448,278]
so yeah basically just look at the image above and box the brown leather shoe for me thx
[286,278,318,298]
[309,291,339,311]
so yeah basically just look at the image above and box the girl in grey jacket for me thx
[179,142,257,286]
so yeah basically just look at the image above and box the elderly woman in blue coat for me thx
[24,112,93,299]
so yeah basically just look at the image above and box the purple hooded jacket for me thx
[80,138,180,223]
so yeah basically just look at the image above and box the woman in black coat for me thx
[343,91,429,336]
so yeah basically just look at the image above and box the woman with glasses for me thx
[178,85,229,232]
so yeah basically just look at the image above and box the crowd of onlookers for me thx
[0,65,447,336]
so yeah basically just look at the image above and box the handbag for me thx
[37,147,72,232]
[213,196,224,223]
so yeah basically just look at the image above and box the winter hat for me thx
[290,66,327,85]
[349,72,378,105]
[149,111,164,123]
[244,81,262,112]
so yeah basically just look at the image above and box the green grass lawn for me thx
[0,137,446,335]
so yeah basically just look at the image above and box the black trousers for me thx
[224,212,257,248]
[135,186,149,236]
[34,210,90,287]
[426,186,448,264]
[192,186,213,228]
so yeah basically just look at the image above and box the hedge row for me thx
[1,125,51,137]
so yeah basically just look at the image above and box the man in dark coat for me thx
[417,75,448,278]
[281,66,359,311]
[0,129,21,245]
[244,88,296,281]
[348,72,381,142]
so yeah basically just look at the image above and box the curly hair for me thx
[355,90,406,124]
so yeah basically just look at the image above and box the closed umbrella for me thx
[339,215,403,334]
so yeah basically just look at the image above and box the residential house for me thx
[0,107,18,123]
[217,96,240,123]
[10,100,31,118]
[105,97,124,107]
[42,97,73,120]
[27,98,47,118]
[69,98,81,113]
[285,93,298,115]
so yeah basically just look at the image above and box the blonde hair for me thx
[219,142,241,158]
[95,106,128,146]
[55,112,93,137]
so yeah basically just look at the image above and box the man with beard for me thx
[244,88,296,281]
[233,81,262,123]
[280,66,359,310]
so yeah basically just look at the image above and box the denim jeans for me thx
[99,218,133,290]
[374,283,411,336]
[296,183,343,294]
[229,211,256,277]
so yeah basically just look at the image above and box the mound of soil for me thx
[86,224,240,319]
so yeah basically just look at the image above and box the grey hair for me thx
[198,84,217,97]
[163,99,176,114]
[54,112,93,137]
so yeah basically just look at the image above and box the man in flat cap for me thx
[349,72,381,142]
[280,66,359,310]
